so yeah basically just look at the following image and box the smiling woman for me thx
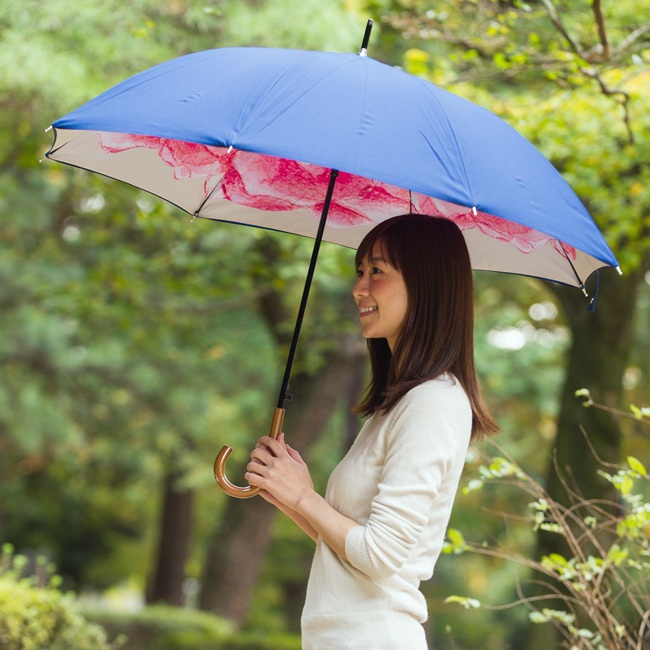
[246,214,499,650]
[353,244,409,351]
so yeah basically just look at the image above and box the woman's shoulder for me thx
[402,373,469,408]
[383,373,471,430]
[384,374,472,450]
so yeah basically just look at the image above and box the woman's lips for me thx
[359,306,377,318]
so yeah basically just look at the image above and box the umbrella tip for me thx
[359,19,373,57]
[615,265,623,276]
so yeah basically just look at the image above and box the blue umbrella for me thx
[46,21,619,497]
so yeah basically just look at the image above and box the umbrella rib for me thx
[192,150,241,218]
[558,240,587,294]
[193,178,224,218]
[276,168,339,410]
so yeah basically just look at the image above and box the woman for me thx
[246,214,498,649]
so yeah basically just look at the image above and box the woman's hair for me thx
[353,214,499,440]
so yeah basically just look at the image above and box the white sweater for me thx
[301,374,472,650]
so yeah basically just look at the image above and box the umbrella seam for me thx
[231,53,355,145]
[416,77,475,209]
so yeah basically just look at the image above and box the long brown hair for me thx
[353,214,499,440]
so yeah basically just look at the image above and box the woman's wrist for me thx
[294,488,322,519]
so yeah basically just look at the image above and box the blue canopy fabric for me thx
[48,47,619,288]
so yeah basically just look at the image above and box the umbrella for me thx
[45,21,619,498]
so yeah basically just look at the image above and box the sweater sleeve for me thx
[344,382,466,583]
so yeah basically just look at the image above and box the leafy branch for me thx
[443,443,650,649]
[383,0,648,142]
[575,388,650,428]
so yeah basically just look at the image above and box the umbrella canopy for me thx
[47,45,619,290]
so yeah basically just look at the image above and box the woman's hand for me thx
[246,432,314,511]
[247,433,358,557]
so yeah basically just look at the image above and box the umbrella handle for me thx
[214,407,285,499]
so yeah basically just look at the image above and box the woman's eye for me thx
[356,269,363,278]
[372,267,381,274]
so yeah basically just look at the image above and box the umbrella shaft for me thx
[277,169,339,409]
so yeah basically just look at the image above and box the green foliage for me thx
[219,0,365,52]
[84,605,230,650]
[84,605,301,650]
[0,0,363,599]
[444,448,650,650]
[0,545,117,650]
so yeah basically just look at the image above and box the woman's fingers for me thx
[257,435,286,457]
[245,471,263,488]
[249,447,273,465]
[245,433,314,511]
[286,444,305,465]
[246,460,271,481]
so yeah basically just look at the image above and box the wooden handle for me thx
[213,407,285,499]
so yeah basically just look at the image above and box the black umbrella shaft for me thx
[361,19,373,51]
[277,168,339,410]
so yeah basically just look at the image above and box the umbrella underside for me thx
[49,129,606,288]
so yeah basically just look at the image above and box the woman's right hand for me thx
[247,432,314,510]
[249,433,319,542]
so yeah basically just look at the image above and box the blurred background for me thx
[0,0,649,648]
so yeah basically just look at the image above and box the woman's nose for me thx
[353,275,369,299]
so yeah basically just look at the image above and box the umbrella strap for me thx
[277,169,339,409]
[587,270,599,312]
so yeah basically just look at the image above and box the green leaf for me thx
[540,523,562,533]
[620,476,634,495]
[447,528,464,545]
[574,388,593,407]
[627,456,647,476]
[463,479,483,494]
[444,595,481,609]
[630,404,644,420]
[493,52,509,69]
[576,628,595,638]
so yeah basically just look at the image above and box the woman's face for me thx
[353,242,409,352]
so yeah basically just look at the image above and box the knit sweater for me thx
[301,374,472,650]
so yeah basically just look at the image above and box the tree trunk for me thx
[545,269,643,505]
[525,263,648,649]
[198,343,366,624]
[147,472,193,606]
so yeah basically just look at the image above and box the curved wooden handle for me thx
[214,407,285,499]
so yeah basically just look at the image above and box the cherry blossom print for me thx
[95,132,237,195]
[95,132,576,260]
[214,152,409,227]
[411,193,577,260]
